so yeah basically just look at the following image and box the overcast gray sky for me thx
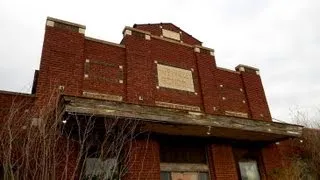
[0,0,319,123]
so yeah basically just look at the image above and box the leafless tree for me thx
[271,109,320,180]
[0,92,143,180]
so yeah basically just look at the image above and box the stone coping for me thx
[47,16,86,29]
[236,64,260,71]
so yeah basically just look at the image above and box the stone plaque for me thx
[225,110,248,118]
[162,29,181,41]
[157,64,194,92]
[83,91,123,102]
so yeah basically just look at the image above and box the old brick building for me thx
[0,17,303,180]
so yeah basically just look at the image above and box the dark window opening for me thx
[159,136,209,180]
[160,137,207,164]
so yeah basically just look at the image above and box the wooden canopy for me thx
[62,95,303,142]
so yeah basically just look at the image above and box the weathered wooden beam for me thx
[63,96,303,140]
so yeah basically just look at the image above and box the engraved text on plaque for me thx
[157,64,194,92]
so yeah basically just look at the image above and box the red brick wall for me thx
[239,70,272,121]
[209,144,238,180]
[123,31,155,104]
[55,137,80,180]
[124,139,160,180]
[33,19,272,122]
[195,51,220,114]
[261,144,283,178]
[83,40,125,97]
[121,28,271,121]
[0,18,281,180]
[150,38,202,108]
[134,23,202,45]
[0,91,35,123]
[216,69,249,115]
[36,24,85,108]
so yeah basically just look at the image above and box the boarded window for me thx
[160,172,209,180]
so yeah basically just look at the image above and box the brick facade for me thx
[31,18,272,121]
[0,17,301,179]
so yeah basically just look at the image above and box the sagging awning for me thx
[61,95,303,142]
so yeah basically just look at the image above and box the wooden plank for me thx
[63,96,303,139]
